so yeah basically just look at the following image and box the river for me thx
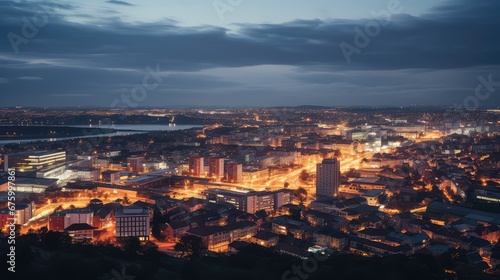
[0,124,203,145]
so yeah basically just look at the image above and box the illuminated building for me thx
[242,168,268,183]
[101,170,121,185]
[0,177,57,193]
[14,202,35,225]
[426,201,500,225]
[271,216,312,239]
[94,158,110,168]
[203,189,293,214]
[72,167,100,181]
[345,130,371,141]
[116,205,150,241]
[226,162,242,183]
[361,189,386,206]
[313,228,349,250]
[49,208,94,231]
[3,150,66,171]
[65,223,96,241]
[249,231,280,247]
[127,155,144,172]
[349,236,413,257]
[162,221,191,242]
[189,156,204,176]
[204,189,256,213]
[273,190,293,211]
[472,187,500,203]
[0,202,34,226]
[141,160,167,171]
[316,158,340,197]
[208,157,225,181]
[186,221,257,252]
[0,208,11,228]
[0,154,4,172]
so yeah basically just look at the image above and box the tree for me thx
[53,204,63,213]
[401,165,410,174]
[410,171,421,182]
[334,149,342,157]
[299,170,310,182]
[142,241,160,260]
[123,195,131,205]
[122,237,142,256]
[37,226,48,236]
[152,209,166,242]
[294,187,308,205]
[42,230,72,249]
[174,235,206,259]
[14,224,22,237]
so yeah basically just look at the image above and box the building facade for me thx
[4,150,66,171]
[189,156,204,177]
[316,158,340,197]
[208,157,225,181]
[226,162,243,183]
[116,205,150,241]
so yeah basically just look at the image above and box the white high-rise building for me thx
[316,158,340,197]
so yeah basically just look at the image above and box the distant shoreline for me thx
[0,124,202,145]
[0,126,120,140]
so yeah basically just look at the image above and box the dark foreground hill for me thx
[1,230,498,280]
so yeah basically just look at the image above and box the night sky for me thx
[0,0,499,107]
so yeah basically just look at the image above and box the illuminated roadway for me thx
[171,153,374,204]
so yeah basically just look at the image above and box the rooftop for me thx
[64,223,96,231]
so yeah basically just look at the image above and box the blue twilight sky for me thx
[0,0,499,107]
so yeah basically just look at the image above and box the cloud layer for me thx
[0,0,499,107]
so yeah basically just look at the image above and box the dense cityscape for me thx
[1,107,499,279]
[2,0,500,279]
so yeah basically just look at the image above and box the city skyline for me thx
[1,2,500,277]
[1,104,500,277]
[1,0,499,107]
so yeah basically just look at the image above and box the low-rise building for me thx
[101,170,121,185]
[272,216,313,240]
[361,189,386,206]
[349,236,413,257]
[162,221,191,242]
[65,223,96,241]
[250,231,280,248]
[49,208,94,231]
[186,221,258,252]
[313,228,349,250]
[116,205,150,241]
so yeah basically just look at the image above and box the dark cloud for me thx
[0,0,499,107]
[106,0,134,6]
